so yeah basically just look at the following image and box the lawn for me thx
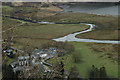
[47,42,118,78]
[72,42,118,78]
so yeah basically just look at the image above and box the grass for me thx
[41,13,118,29]
[41,13,119,41]
[13,23,89,49]
[2,5,14,16]
[2,4,58,22]
[4,57,16,66]
[2,17,22,30]
[48,42,118,78]
[41,13,118,40]
[3,5,118,40]
[3,17,89,49]
[15,24,89,39]
[72,42,118,78]
[87,43,119,62]
[76,30,119,40]
[14,38,52,49]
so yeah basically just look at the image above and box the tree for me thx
[89,65,108,80]
[99,66,107,78]
[72,52,81,63]
[89,65,96,78]
[2,64,18,79]
[60,61,64,76]
[68,66,80,79]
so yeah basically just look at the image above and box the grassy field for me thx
[3,5,119,40]
[41,13,118,29]
[48,42,118,78]
[41,13,118,40]
[76,30,119,40]
[14,23,89,49]
[3,17,89,49]
[2,5,14,16]
[72,42,118,78]
[2,17,22,30]
[15,24,89,39]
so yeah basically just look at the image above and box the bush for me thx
[42,42,74,53]
[72,52,81,63]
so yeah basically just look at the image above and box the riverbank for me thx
[76,29,119,41]
[3,16,119,44]
[53,23,119,44]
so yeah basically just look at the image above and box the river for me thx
[52,3,119,44]
[1,16,120,44]
[1,3,119,44]
[53,23,120,44]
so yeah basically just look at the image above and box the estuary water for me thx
[59,3,118,15]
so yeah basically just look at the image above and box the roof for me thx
[40,54,47,58]
[18,56,30,60]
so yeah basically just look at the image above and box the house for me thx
[11,56,30,73]
[10,47,63,73]
[3,49,16,58]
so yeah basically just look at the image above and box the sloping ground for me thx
[14,11,56,19]
[41,12,118,29]
[2,4,63,20]
[11,2,24,6]
[73,42,118,78]
[87,43,119,62]
[40,6,64,12]
[48,42,118,78]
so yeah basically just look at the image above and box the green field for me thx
[15,24,89,39]
[76,30,119,40]
[73,42,118,78]
[3,17,89,48]
[48,42,118,78]
[14,23,89,49]
[2,6,14,16]
[41,13,118,29]
[41,13,119,40]
[3,5,119,40]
